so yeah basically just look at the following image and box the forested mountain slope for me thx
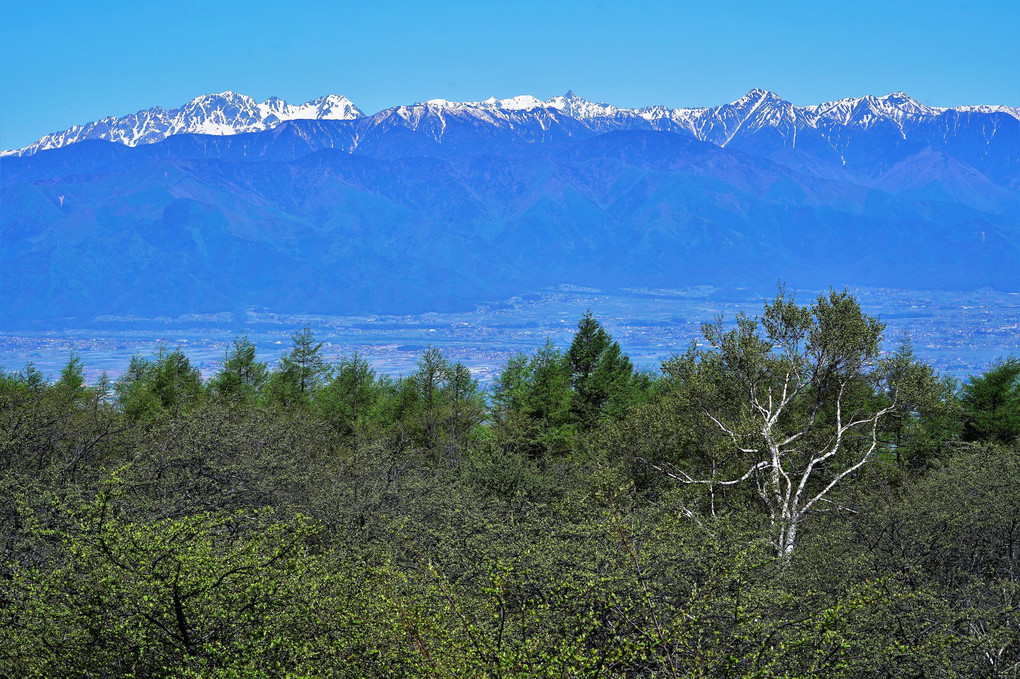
[3,90,1018,326]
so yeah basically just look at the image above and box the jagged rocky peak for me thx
[878,91,929,110]
[181,91,263,119]
[708,89,805,129]
[188,90,257,105]
[726,88,777,107]
[177,91,265,132]
[279,94,363,121]
[874,92,944,121]
[308,94,363,119]
[545,90,622,118]
[741,87,771,100]
[4,91,365,156]
[806,91,945,130]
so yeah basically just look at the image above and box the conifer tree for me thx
[114,344,203,419]
[263,326,330,408]
[317,351,380,451]
[19,362,46,390]
[961,356,1020,443]
[54,353,86,402]
[566,311,635,429]
[208,335,268,404]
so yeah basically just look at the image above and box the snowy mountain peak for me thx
[413,92,614,118]
[808,91,945,129]
[5,91,365,156]
[476,95,547,111]
[876,91,936,116]
[954,104,1020,120]
[729,88,779,107]
[305,94,363,120]
[183,91,262,114]
[545,91,621,119]
[185,91,239,105]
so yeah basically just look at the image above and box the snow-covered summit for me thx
[4,91,364,157]
[417,91,619,117]
[478,95,547,111]
[809,92,941,129]
[260,94,362,122]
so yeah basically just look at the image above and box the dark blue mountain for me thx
[2,91,1018,327]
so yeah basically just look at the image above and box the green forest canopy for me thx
[2,288,1019,677]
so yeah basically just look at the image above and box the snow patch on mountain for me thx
[4,91,364,157]
[407,88,1019,150]
[953,104,1020,120]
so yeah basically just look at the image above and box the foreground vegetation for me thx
[2,289,1019,677]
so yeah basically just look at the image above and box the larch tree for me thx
[263,326,330,408]
[566,311,636,430]
[208,335,268,404]
[318,351,380,452]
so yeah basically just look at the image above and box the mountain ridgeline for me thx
[2,89,1019,326]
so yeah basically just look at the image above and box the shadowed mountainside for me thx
[3,93,1018,327]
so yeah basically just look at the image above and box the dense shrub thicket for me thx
[2,291,1019,677]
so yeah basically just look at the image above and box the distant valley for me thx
[3,287,1017,387]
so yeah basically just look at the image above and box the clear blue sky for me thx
[2,0,1018,150]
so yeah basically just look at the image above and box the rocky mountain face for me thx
[9,88,1018,158]
[4,92,364,157]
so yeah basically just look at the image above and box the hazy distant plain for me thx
[2,287,1018,386]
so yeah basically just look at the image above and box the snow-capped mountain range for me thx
[3,85,1019,327]
[4,92,363,157]
[6,89,1018,157]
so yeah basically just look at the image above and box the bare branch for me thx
[640,457,771,487]
[801,405,893,515]
[705,412,758,454]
